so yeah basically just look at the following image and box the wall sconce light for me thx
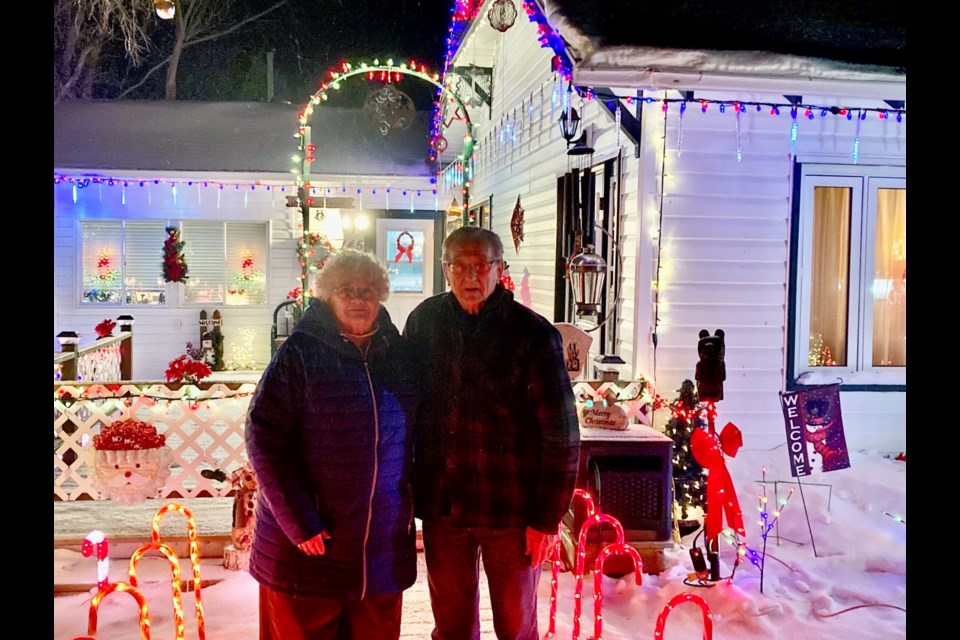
[153,0,176,19]
[568,245,607,317]
[558,107,582,146]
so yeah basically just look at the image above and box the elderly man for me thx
[403,226,580,640]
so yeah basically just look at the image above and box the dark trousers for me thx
[422,518,541,640]
[259,584,403,640]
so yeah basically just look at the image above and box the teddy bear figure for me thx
[695,329,726,403]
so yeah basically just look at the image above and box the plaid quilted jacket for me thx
[403,285,580,534]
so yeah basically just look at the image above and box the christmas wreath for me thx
[162,226,189,283]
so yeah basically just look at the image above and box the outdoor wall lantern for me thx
[558,108,582,146]
[154,0,176,20]
[569,245,607,317]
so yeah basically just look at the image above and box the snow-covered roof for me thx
[538,0,906,91]
[53,101,434,177]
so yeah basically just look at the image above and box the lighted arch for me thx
[293,59,475,218]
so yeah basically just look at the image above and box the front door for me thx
[376,218,436,330]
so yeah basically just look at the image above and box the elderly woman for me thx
[245,248,419,640]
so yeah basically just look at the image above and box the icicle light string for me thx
[582,92,904,121]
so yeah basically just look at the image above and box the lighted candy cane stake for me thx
[83,581,152,640]
[593,543,643,640]
[81,530,110,591]
[153,503,206,640]
[572,514,625,640]
[545,489,597,638]
[129,541,187,640]
[653,592,713,640]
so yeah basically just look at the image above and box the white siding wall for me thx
[461,16,641,369]
[632,90,906,453]
[53,172,436,379]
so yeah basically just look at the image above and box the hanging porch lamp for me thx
[558,107,582,146]
[488,0,519,32]
[569,245,607,316]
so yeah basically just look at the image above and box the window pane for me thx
[809,187,850,367]
[226,222,267,305]
[124,221,167,305]
[386,230,425,293]
[871,188,906,366]
[81,221,122,303]
[182,222,224,304]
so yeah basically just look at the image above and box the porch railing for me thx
[54,380,256,501]
[55,315,135,381]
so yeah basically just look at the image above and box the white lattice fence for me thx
[77,342,122,381]
[54,381,256,501]
[572,380,654,425]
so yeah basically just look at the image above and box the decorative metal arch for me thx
[293,59,475,223]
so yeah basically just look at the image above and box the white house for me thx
[436,0,906,452]
[54,100,449,378]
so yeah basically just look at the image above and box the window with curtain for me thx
[80,220,167,305]
[793,165,905,387]
[182,221,269,306]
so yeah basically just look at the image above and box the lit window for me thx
[80,220,168,305]
[182,221,269,306]
[791,165,905,388]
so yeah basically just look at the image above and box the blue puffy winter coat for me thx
[245,299,419,600]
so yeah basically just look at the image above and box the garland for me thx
[162,226,189,283]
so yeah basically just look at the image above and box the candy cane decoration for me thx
[594,543,643,640]
[152,503,206,640]
[129,542,186,640]
[546,489,600,638]
[81,530,110,591]
[572,514,625,640]
[654,592,713,640]
[86,581,151,640]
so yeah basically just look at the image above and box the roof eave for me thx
[573,65,906,101]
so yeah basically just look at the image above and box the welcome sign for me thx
[779,383,851,477]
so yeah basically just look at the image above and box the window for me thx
[79,220,269,307]
[80,220,168,305]
[182,221,268,306]
[791,164,905,388]
[385,229,425,293]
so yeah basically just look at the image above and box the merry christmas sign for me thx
[779,383,850,477]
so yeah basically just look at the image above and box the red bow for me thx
[394,231,414,263]
[691,422,746,545]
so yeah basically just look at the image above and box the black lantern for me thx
[558,107,582,145]
[569,244,607,316]
[488,0,518,33]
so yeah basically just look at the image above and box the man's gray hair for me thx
[442,226,504,262]
[315,248,391,302]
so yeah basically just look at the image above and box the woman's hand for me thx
[297,531,332,555]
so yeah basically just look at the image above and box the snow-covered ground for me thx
[53,446,906,639]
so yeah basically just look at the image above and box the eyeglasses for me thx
[443,259,502,277]
[334,286,379,302]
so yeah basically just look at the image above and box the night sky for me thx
[102,0,457,105]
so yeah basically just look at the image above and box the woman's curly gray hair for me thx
[314,248,391,302]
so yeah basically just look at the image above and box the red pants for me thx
[259,584,403,640]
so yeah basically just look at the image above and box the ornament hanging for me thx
[678,100,687,156]
[510,195,525,254]
[487,0,518,32]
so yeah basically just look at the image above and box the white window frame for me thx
[792,163,905,388]
[77,219,169,307]
[179,221,271,308]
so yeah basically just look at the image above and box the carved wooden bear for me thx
[230,465,258,551]
[695,329,726,403]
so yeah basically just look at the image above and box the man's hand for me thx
[525,527,557,567]
[297,531,331,555]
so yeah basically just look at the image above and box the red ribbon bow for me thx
[394,231,415,263]
[691,422,746,545]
